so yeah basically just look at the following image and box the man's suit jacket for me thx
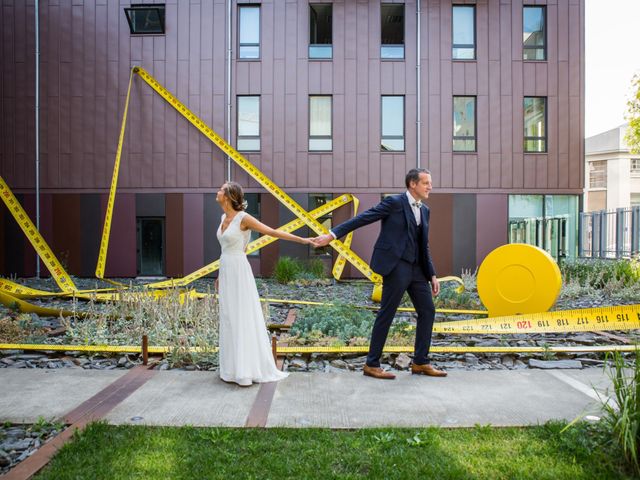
[332,193,436,280]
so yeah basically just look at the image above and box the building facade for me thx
[0,0,585,279]
[585,124,640,212]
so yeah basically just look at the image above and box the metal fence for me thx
[509,215,569,259]
[579,206,640,258]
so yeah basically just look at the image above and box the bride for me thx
[216,182,314,386]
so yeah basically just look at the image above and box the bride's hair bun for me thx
[224,182,246,211]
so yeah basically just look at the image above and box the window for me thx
[523,6,546,60]
[589,161,607,188]
[239,5,260,59]
[237,96,260,151]
[453,96,476,152]
[309,96,332,151]
[508,195,579,259]
[124,4,165,35]
[309,194,333,256]
[245,194,260,256]
[631,193,640,207]
[381,96,404,151]
[631,158,640,175]
[309,4,332,59]
[452,5,475,60]
[523,97,546,152]
[381,4,404,59]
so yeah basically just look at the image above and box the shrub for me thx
[306,258,326,278]
[600,350,640,474]
[272,256,326,284]
[272,256,303,284]
[560,258,640,289]
[291,303,375,343]
[62,287,219,367]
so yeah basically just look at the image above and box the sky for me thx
[585,0,640,137]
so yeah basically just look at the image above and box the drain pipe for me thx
[416,0,421,169]
[35,0,41,278]
[226,0,232,181]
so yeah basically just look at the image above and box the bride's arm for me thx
[240,214,313,245]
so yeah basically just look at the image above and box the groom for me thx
[313,168,446,380]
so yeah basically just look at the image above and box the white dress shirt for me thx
[406,191,422,225]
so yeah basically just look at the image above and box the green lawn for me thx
[35,422,634,480]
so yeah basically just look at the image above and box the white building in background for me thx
[585,124,640,212]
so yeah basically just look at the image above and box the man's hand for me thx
[431,276,440,296]
[313,233,334,247]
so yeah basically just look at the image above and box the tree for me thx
[625,73,640,154]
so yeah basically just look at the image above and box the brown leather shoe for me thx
[363,365,396,380]
[411,363,447,377]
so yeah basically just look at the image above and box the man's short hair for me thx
[405,168,431,188]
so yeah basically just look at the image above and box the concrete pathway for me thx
[0,368,612,428]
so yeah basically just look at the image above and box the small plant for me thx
[460,268,478,292]
[291,303,375,343]
[272,256,327,284]
[599,350,640,474]
[560,258,640,289]
[541,343,555,361]
[272,256,303,284]
[62,287,219,367]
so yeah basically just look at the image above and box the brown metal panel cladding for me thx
[80,194,102,277]
[21,194,36,278]
[499,3,512,96]
[547,97,559,188]
[477,95,490,187]
[101,193,136,277]
[165,193,184,277]
[523,154,537,189]
[568,96,581,189]
[259,193,280,277]
[52,194,82,275]
[476,194,508,267]
[452,154,465,189]
[0,196,6,274]
[38,194,54,277]
[557,0,569,62]
[499,96,512,188]
[182,194,204,275]
[523,62,535,95]
[425,193,453,277]
[3,195,25,277]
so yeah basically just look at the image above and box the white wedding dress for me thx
[217,211,289,386]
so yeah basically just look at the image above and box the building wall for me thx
[0,0,584,278]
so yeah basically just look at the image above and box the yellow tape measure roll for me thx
[477,244,562,317]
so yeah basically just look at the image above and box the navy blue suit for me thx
[332,193,438,367]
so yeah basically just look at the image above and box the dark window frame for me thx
[380,95,405,152]
[452,95,477,152]
[124,4,166,35]
[238,4,261,60]
[523,96,547,153]
[236,95,261,152]
[309,3,333,60]
[309,95,333,152]
[380,3,405,60]
[452,4,476,61]
[523,5,547,61]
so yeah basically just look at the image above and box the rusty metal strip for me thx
[2,365,157,480]
[244,381,278,428]
[244,309,298,428]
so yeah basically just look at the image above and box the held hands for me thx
[311,234,334,248]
